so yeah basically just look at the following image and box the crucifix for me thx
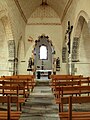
[65,21,73,74]
[66,21,73,54]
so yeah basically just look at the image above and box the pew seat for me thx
[59,96,90,120]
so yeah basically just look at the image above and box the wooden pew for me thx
[56,85,90,97]
[1,75,35,92]
[50,75,83,92]
[50,74,73,79]
[0,84,26,111]
[50,75,83,82]
[16,75,35,92]
[0,95,21,120]
[50,75,89,97]
[53,80,81,98]
[55,85,90,112]
[51,77,90,100]
[0,81,29,98]
[60,96,90,120]
[0,76,33,96]
[53,77,90,97]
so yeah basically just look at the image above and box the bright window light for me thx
[40,45,47,59]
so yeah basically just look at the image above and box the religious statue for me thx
[56,57,60,71]
[53,58,56,74]
[28,57,33,68]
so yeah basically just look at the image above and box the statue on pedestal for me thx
[28,57,33,69]
[56,57,60,71]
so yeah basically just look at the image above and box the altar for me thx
[36,70,52,79]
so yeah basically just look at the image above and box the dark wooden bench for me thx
[59,96,90,120]
[0,95,21,120]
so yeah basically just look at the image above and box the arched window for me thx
[40,45,47,59]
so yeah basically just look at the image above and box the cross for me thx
[66,21,73,54]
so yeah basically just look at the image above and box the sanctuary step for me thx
[36,79,50,86]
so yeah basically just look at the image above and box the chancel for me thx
[0,0,90,120]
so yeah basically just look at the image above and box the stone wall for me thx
[61,0,90,75]
[0,0,90,75]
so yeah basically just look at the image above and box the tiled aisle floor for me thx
[20,80,60,120]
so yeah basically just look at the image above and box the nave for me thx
[0,75,59,120]
[19,80,59,120]
[1,0,90,119]
[1,74,90,120]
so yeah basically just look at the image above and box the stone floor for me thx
[0,78,90,120]
[20,79,60,120]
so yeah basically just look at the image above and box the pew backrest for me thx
[61,96,90,120]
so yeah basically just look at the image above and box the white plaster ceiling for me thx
[17,0,71,22]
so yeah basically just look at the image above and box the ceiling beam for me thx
[61,0,73,23]
[14,0,27,23]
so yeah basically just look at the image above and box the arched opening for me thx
[33,35,55,79]
[0,12,14,76]
[72,14,90,76]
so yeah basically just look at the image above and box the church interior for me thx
[0,0,90,119]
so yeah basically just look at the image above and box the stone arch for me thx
[74,10,90,38]
[1,15,13,40]
[72,10,90,62]
[33,35,55,72]
[0,9,14,75]
[76,10,90,24]
[72,10,90,76]
[17,36,25,74]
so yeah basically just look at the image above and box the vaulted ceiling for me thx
[14,0,73,23]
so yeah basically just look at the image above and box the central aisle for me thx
[20,80,60,120]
